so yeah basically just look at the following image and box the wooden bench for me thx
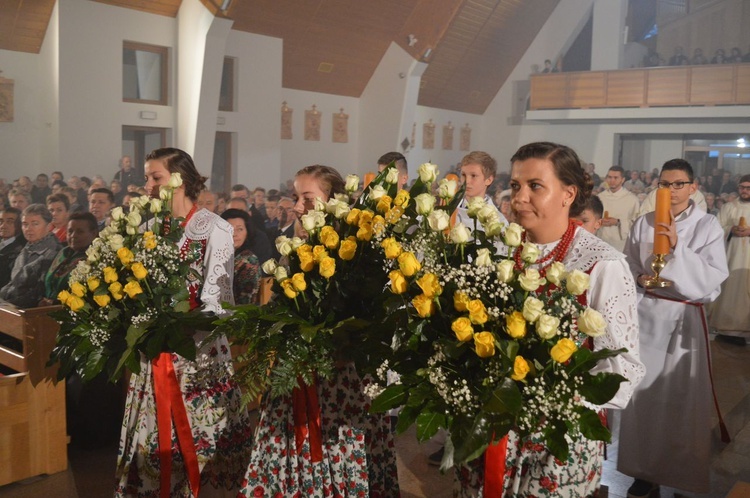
[0,304,67,486]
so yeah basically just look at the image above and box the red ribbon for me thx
[484,433,509,497]
[152,352,201,498]
[292,377,323,462]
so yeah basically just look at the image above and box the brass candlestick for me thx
[642,253,673,288]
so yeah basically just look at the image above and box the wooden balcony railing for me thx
[529,64,750,110]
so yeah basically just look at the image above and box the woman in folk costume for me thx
[238,165,399,497]
[457,142,645,497]
[115,148,252,497]
[619,159,729,498]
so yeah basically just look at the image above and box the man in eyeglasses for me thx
[709,174,750,346]
[638,175,706,216]
[618,159,728,498]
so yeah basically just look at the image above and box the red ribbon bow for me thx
[292,378,324,462]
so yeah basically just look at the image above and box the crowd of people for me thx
[644,44,750,67]
[0,144,746,497]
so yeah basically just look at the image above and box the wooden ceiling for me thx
[0,0,560,114]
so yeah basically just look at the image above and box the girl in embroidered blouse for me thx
[238,164,400,498]
[457,142,645,497]
[115,148,252,498]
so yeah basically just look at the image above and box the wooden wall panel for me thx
[567,72,606,108]
[646,68,689,106]
[606,70,647,107]
[529,74,567,109]
[690,65,734,104]
[736,65,750,104]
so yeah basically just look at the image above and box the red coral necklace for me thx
[514,218,578,276]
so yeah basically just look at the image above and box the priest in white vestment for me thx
[598,166,641,251]
[618,159,729,497]
[709,174,750,345]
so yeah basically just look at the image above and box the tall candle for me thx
[363,172,376,188]
[740,216,747,228]
[653,187,671,255]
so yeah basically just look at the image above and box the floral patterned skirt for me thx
[115,337,254,498]
[454,430,604,497]
[238,362,399,497]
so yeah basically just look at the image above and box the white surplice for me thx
[618,201,728,493]
[709,200,750,338]
[597,187,641,252]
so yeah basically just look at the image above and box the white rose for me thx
[261,259,278,275]
[427,210,450,231]
[522,296,544,323]
[290,237,305,250]
[108,234,125,252]
[496,259,515,283]
[332,201,350,220]
[438,178,458,199]
[300,213,318,232]
[477,205,499,226]
[475,248,493,267]
[536,314,560,340]
[385,168,400,185]
[99,226,117,239]
[110,206,125,221]
[313,198,326,212]
[484,220,504,238]
[274,266,288,281]
[566,269,590,296]
[275,236,293,256]
[370,185,387,201]
[545,262,567,287]
[414,193,436,215]
[345,174,360,192]
[520,242,540,263]
[418,162,438,183]
[167,173,183,189]
[466,197,486,218]
[86,245,100,263]
[503,223,523,247]
[149,198,163,214]
[450,223,471,244]
[159,187,171,201]
[334,193,349,203]
[126,211,142,228]
[518,268,546,291]
[126,225,137,235]
[578,307,607,337]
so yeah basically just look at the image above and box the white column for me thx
[591,0,628,70]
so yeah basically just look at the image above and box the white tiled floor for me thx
[1,334,748,498]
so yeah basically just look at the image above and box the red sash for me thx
[292,377,324,462]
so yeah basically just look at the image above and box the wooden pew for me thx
[0,304,67,486]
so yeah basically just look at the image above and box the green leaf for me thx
[578,409,612,443]
[173,300,191,313]
[578,372,626,405]
[416,411,446,442]
[125,324,148,348]
[299,323,322,343]
[370,384,407,413]
[544,420,570,462]
[483,378,523,414]
[394,403,421,434]
[452,413,493,465]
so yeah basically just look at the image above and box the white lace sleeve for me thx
[587,258,645,409]
[200,216,235,315]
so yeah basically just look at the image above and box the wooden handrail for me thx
[529,63,750,110]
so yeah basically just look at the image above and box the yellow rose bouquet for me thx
[49,174,212,382]
[368,185,627,467]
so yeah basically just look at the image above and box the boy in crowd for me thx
[575,195,604,235]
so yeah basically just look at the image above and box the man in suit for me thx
[0,207,25,289]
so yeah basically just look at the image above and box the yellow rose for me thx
[280,279,298,299]
[117,247,135,265]
[411,293,435,318]
[123,281,143,299]
[70,281,86,298]
[67,295,85,312]
[338,237,357,261]
[505,311,527,338]
[511,355,530,381]
[103,266,118,284]
[345,208,361,226]
[296,243,313,256]
[290,272,307,292]
[451,317,474,342]
[385,206,404,224]
[319,226,340,250]
[57,289,72,305]
[376,195,392,214]
[467,299,488,325]
[474,332,496,358]
[381,237,403,260]
[550,338,578,363]
[454,291,470,312]
[143,231,157,250]
[109,281,124,300]
[372,215,386,235]
[131,262,148,280]
[358,210,374,227]
[388,270,408,294]
[319,257,336,279]
[398,252,421,277]
[313,245,328,263]
[356,224,373,242]
[416,273,442,298]
[93,294,111,308]
[298,251,315,272]
[393,190,410,208]
[87,277,100,292]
